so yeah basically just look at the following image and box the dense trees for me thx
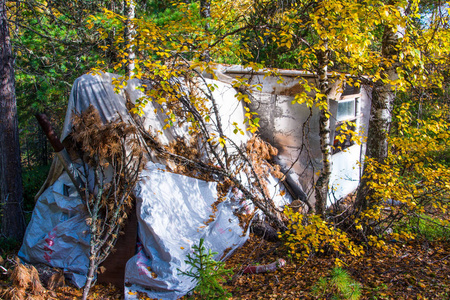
[246,0,449,225]
[353,1,450,230]
[12,0,117,168]
[0,2,448,300]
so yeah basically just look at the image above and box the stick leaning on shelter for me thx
[35,113,83,198]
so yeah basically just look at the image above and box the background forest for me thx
[0,0,449,299]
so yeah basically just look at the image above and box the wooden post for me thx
[35,113,83,197]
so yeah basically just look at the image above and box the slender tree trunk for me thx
[40,130,48,166]
[124,0,135,76]
[200,0,211,23]
[81,248,97,300]
[314,44,331,216]
[82,169,102,300]
[356,24,400,211]
[200,0,211,62]
[26,135,30,168]
[0,0,25,240]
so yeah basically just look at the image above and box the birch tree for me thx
[247,0,399,214]
[356,21,403,212]
[68,107,145,300]
[354,0,450,206]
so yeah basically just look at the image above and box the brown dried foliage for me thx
[69,105,145,221]
[246,135,284,181]
[165,136,214,182]
[68,106,146,299]
[243,135,285,215]
[2,261,45,300]
[46,270,65,291]
[70,105,142,169]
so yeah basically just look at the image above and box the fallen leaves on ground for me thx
[1,235,449,299]
[222,234,450,299]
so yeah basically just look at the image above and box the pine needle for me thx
[11,263,32,289]
[29,265,44,295]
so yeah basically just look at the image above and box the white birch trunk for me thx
[125,0,135,76]
[357,22,402,211]
[314,43,332,216]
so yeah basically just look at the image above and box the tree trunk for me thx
[124,0,135,76]
[356,24,400,211]
[81,251,97,300]
[314,45,331,217]
[200,0,211,21]
[200,0,211,62]
[0,0,25,240]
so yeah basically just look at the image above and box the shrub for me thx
[396,214,450,242]
[22,164,51,213]
[280,207,364,263]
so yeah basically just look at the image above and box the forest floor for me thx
[1,233,449,299]
[222,235,450,299]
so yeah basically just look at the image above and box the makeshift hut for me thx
[19,64,370,299]
[19,69,290,299]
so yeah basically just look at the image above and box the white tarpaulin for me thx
[124,162,249,299]
[18,172,90,288]
[19,71,291,299]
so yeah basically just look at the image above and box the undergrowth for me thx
[395,214,450,241]
[179,238,232,299]
[280,207,364,265]
[312,267,361,300]
[22,164,51,222]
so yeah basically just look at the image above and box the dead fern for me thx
[246,135,284,180]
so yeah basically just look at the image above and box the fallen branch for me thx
[242,258,286,274]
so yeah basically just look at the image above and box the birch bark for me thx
[314,44,332,216]
[357,23,402,211]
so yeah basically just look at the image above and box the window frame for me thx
[332,97,359,154]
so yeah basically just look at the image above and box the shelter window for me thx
[333,98,359,154]
[336,98,356,122]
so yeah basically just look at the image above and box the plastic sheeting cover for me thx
[19,71,291,299]
[124,162,248,299]
[18,172,90,288]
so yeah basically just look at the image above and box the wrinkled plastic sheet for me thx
[20,161,251,295]
[18,172,90,288]
[124,162,249,299]
[123,162,291,299]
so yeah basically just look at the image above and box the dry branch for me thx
[68,107,146,300]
